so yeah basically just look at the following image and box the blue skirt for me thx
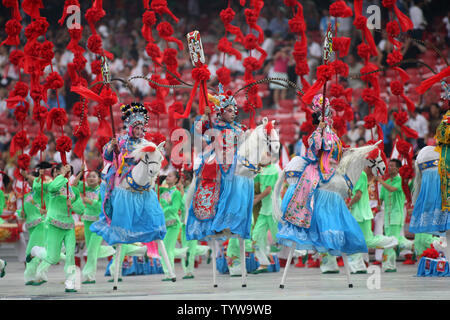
[409,169,450,235]
[277,187,368,256]
[91,184,167,245]
[186,174,254,241]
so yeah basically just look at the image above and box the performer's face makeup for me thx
[222,106,236,123]
[132,124,144,138]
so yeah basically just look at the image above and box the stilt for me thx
[280,242,296,289]
[239,237,247,288]
[157,240,176,282]
[210,240,218,288]
[113,244,122,291]
[444,232,450,262]
[341,253,353,288]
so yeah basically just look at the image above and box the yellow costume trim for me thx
[117,151,128,176]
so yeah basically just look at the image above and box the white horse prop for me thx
[272,142,388,288]
[411,145,450,259]
[109,140,177,290]
[185,117,280,288]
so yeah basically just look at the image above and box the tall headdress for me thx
[208,83,238,117]
[120,102,149,129]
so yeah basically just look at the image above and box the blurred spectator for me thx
[307,34,323,82]
[319,8,336,35]
[268,8,289,39]
[346,54,364,89]
[47,89,67,110]
[356,137,366,147]
[268,45,291,109]
[409,0,427,40]
[428,103,443,137]
[347,120,361,147]
[337,1,353,37]
[407,109,429,150]
[443,11,450,45]
[260,30,276,60]
[380,112,395,157]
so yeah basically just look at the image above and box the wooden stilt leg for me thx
[341,253,353,288]
[210,240,218,288]
[113,244,121,291]
[239,237,247,288]
[280,242,296,289]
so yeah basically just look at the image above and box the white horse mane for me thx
[238,118,279,161]
[336,144,378,176]
[129,140,164,161]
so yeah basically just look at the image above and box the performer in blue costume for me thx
[186,84,251,241]
[277,95,367,256]
[90,102,166,245]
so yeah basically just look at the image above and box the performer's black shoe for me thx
[25,254,33,263]
[0,261,6,278]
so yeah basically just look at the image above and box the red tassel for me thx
[415,66,450,95]
[394,67,410,83]
[3,0,21,21]
[402,126,418,139]
[393,4,413,32]
[97,118,112,138]
[22,0,43,19]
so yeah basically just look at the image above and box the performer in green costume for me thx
[71,166,115,284]
[158,170,184,281]
[251,162,279,274]
[377,159,413,272]
[31,164,80,292]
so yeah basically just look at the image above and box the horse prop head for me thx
[130,141,165,178]
[253,117,280,166]
[365,141,387,177]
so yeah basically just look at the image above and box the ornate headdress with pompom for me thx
[208,83,238,116]
[120,102,149,128]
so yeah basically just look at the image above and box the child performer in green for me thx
[251,161,279,274]
[346,165,398,273]
[20,163,51,285]
[159,170,184,281]
[377,159,413,272]
[32,163,80,292]
[71,165,115,284]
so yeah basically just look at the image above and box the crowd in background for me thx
[0,0,449,191]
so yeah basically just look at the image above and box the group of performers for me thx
[0,0,449,294]
[1,80,449,292]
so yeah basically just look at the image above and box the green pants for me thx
[252,214,278,266]
[159,223,181,277]
[414,233,435,257]
[383,224,401,271]
[359,219,389,248]
[82,220,115,281]
[24,223,46,283]
[348,219,393,273]
[35,224,76,288]
[180,224,209,275]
